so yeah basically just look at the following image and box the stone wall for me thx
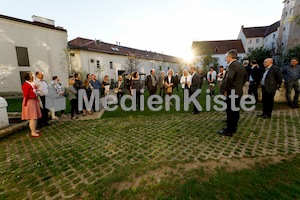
[243,81,300,103]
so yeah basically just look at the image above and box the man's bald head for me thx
[263,58,273,68]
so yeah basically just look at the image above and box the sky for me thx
[0,0,284,60]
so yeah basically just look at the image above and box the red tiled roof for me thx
[68,37,181,63]
[241,20,280,38]
[0,14,67,32]
[264,21,280,36]
[192,40,245,55]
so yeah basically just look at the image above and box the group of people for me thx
[21,71,113,138]
[21,52,299,138]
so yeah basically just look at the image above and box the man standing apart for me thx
[281,57,300,108]
[218,49,248,137]
[35,71,49,128]
[259,58,283,118]
[189,66,200,114]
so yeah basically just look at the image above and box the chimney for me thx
[32,15,55,26]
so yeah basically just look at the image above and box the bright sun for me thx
[182,50,195,63]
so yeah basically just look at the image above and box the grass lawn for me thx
[1,84,300,199]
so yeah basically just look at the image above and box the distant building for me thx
[192,40,246,68]
[238,21,280,54]
[278,0,300,51]
[0,14,68,94]
[192,0,300,68]
[68,37,182,81]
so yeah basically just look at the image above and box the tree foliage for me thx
[125,52,140,72]
[245,47,272,67]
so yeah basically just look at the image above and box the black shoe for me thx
[192,111,199,114]
[262,115,270,119]
[257,114,265,117]
[294,104,299,108]
[288,103,296,108]
[223,128,236,134]
[217,130,233,137]
[222,119,227,122]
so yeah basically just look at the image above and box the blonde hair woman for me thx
[165,69,175,106]
[115,75,125,105]
[66,78,78,119]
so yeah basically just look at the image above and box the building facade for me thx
[68,37,182,81]
[278,0,300,51]
[0,14,68,94]
[192,40,246,69]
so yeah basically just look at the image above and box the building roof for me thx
[192,40,245,55]
[0,14,67,32]
[241,20,280,38]
[68,37,181,63]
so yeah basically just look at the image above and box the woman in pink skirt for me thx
[22,72,42,137]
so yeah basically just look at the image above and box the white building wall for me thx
[69,50,181,82]
[0,18,68,94]
[263,32,278,50]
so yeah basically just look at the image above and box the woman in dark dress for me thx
[130,72,143,109]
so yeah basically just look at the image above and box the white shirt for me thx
[261,66,272,86]
[180,75,191,88]
[35,78,48,96]
[207,71,217,82]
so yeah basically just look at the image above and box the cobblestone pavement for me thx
[0,108,299,199]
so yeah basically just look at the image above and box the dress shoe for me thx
[192,111,199,114]
[223,128,236,134]
[222,119,227,122]
[262,115,270,119]
[294,104,299,108]
[256,114,265,117]
[288,103,296,108]
[217,130,233,137]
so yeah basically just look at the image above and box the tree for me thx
[200,55,219,74]
[283,45,300,65]
[245,47,272,67]
[94,60,105,79]
[125,52,140,72]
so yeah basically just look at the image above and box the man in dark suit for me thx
[189,66,200,114]
[145,69,157,95]
[174,72,179,91]
[248,60,263,103]
[258,58,283,118]
[218,49,248,137]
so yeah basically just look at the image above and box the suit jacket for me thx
[225,60,248,97]
[173,75,179,85]
[146,75,157,91]
[264,65,283,93]
[190,73,200,93]
[158,75,165,88]
[250,66,263,83]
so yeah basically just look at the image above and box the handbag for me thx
[167,86,173,93]
[114,88,119,94]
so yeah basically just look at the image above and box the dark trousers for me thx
[175,84,179,91]
[149,89,157,96]
[117,92,124,105]
[190,91,199,113]
[159,87,165,99]
[248,81,259,102]
[70,99,77,118]
[135,91,141,108]
[226,97,241,133]
[262,86,275,117]
[285,81,300,105]
[38,96,49,128]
